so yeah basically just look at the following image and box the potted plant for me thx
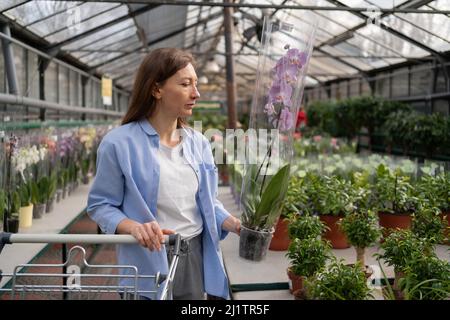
[340,209,381,275]
[411,205,447,244]
[8,190,21,233]
[0,190,6,232]
[286,237,331,298]
[375,229,432,298]
[45,171,57,213]
[316,175,354,249]
[269,176,302,251]
[305,259,373,300]
[374,164,418,235]
[399,254,450,300]
[31,176,48,219]
[239,163,291,261]
[239,16,316,261]
[18,182,33,228]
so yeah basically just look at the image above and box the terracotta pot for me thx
[319,214,350,249]
[287,267,305,294]
[378,212,412,240]
[269,217,291,251]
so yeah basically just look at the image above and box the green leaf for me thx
[255,163,291,230]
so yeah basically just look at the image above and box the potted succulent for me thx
[286,236,331,298]
[239,163,291,261]
[305,258,373,300]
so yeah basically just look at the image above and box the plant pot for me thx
[82,175,90,185]
[46,195,56,213]
[7,216,19,233]
[19,204,33,228]
[239,225,273,261]
[378,212,412,239]
[287,267,305,294]
[269,217,291,251]
[319,215,350,249]
[56,189,63,203]
[62,187,68,199]
[32,203,46,219]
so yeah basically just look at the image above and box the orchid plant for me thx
[240,18,316,233]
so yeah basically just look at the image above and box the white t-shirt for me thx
[155,141,203,239]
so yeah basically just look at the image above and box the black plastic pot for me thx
[239,225,273,261]
[7,217,19,233]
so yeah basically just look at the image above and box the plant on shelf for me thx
[374,229,433,296]
[8,190,21,233]
[411,205,447,244]
[305,259,373,300]
[340,210,381,273]
[399,253,450,300]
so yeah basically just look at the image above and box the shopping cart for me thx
[0,232,181,300]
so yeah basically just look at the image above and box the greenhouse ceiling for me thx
[1,0,449,100]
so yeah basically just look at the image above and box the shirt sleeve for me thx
[87,140,128,234]
[201,134,232,240]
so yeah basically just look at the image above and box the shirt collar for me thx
[138,118,159,137]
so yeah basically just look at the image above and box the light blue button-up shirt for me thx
[87,119,232,299]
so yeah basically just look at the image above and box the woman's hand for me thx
[117,219,175,251]
[222,216,241,235]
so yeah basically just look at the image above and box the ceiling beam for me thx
[89,11,223,70]
[37,0,450,14]
[46,4,161,52]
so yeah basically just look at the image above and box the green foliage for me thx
[376,229,432,273]
[18,182,32,206]
[10,190,21,214]
[316,175,354,216]
[286,237,331,277]
[31,176,49,204]
[373,164,418,214]
[400,255,450,300]
[411,206,447,244]
[0,190,6,221]
[416,173,450,212]
[287,213,327,241]
[339,210,381,249]
[305,259,372,300]
[241,164,291,231]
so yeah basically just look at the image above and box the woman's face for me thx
[155,63,200,118]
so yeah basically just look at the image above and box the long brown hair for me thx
[122,48,195,126]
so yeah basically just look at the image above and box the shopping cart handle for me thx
[166,233,181,255]
[0,232,12,254]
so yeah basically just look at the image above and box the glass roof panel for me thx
[320,45,373,71]
[62,20,135,51]
[27,2,121,38]
[429,0,450,11]
[4,1,82,26]
[382,15,450,52]
[44,5,129,43]
[0,0,29,12]
[356,24,428,57]
[395,10,450,44]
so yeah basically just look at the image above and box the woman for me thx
[87,48,241,300]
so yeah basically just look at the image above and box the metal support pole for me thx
[62,243,67,300]
[224,0,237,130]
[0,23,19,95]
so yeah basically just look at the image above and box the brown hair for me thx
[121,48,195,126]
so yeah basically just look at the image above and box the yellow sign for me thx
[102,77,112,106]
[102,77,112,97]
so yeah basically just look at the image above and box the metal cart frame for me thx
[0,233,181,300]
